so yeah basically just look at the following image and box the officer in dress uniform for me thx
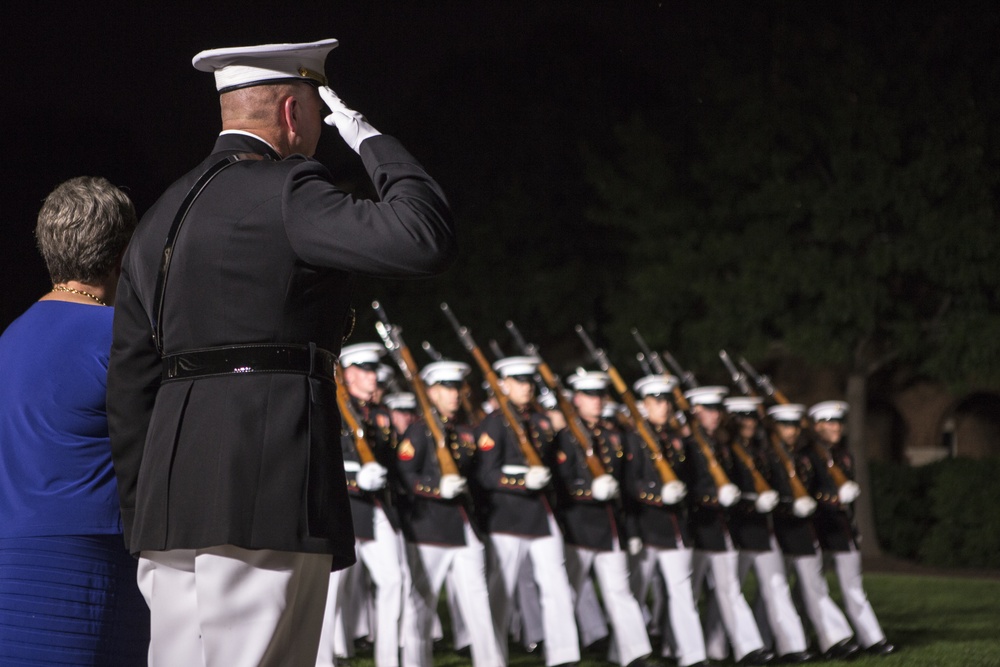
[710,397,811,664]
[474,356,581,667]
[107,37,454,667]
[684,387,771,666]
[326,342,407,667]
[554,370,653,667]
[625,375,708,667]
[396,361,504,667]
[800,401,895,658]
[765,404,858,661]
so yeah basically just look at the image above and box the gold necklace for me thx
[52,285,108,306]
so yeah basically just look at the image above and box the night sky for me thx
[3,1,995,331]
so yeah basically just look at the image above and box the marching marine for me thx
[624,375,708,667]
[396,361,504,667]
[554,370,654,667]
[474,356,581,667]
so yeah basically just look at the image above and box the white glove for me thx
[439,474,467,499]
[755,489,780,513]
[525,466,552,490]
[793,495,818,518]
[661,480,687,505]
[318,86,382,153]
[628,537,644,556]
[356,462,388,491]
[717,483,742,508]
[838,480,861,504]
[591,474,620,501]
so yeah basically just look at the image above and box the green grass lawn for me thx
[344,572,1000,666]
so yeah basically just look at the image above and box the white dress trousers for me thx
[734,536,809,657]
[575,572,610,648]
[138,544,331,667]
[786,552,853,652]
[401,518,504,667]
[323,505,405,667]
[488,511,581,666]
[830,549,886,649]
[693,548,765,662]
[565,544,652,667]
[631,546,707,666]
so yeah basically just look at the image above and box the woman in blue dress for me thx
[0,176,148,665]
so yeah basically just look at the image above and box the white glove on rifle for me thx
[717,483,742,508]
[356,462,388,491]
[755,489,780,513]
[591,474,620,502]
[661,480,687,505]
[439,474,467,499]
[793,495,818,518]
[318,85,381,153]
[525,466,552,490]
[838,480,861,504]
[628,537,644,556]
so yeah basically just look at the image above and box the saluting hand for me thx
[319,86,382,154]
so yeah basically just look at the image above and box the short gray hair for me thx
[35,176,138,284]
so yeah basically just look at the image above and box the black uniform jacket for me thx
[622,425,691,550]
[108,133,454,562]
[726,435,774,552]
[554,419,627,552]
[685,432,738,552]
[342,399,401,541]
[799,440,859,552]
[397,416,478,546]
[473,408,556,537]
[765,437,819,556]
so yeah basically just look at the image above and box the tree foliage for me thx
[584,6,1000,391]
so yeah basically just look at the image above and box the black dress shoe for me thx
[866,640,896,656]
[779,650,814,663]
[739,648,775,665]
[823,638,860,661]
[523,640,543,654]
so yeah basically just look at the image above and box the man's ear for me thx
[282,94,299,134]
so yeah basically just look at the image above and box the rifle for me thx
[335,362,377,465]
[505,320,606,479]
[421,341,444,361]
[720,350,814,511]
[424,339,484,425]
[372,301,459,477]
[630,329,739,505]
[440,304,544,467]
[739,356,858,504]
[717,350,785,510]
[574,325,683,491]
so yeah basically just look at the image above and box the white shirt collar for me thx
[219,129,279,154]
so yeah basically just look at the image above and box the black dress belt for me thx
[162,343,337,382]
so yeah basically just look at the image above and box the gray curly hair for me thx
[35,176,137,284]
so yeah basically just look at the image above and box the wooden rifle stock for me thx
[335,363,377,465]
[730,441,774,495]
[575,326,680,485]
[441,304,543,468]
[373,307,458,477]
[505,321,605,479]
[670,386,734,490]
[738,355,851,492]
[628,329,732,491]
[769,431,812,500]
